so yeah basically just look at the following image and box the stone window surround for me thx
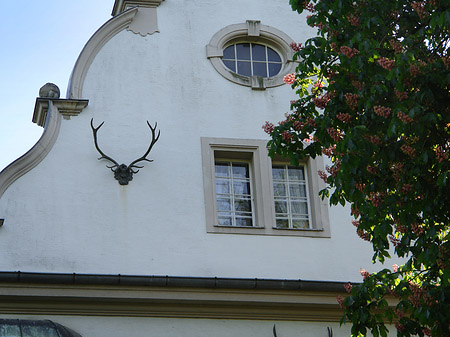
[206,21,297,90]
[201,137,330,237]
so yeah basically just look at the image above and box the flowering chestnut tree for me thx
[264,0,449,336]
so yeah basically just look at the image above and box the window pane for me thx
[289,183,307,197]
[291,201,308,214]
[233,180,250,195]
[236,43,251,60]
[215,162,230,177]
[273,183,286,196]
[252,62,267,77]
[215,160,254,227]
[0,325,21,337]
[276,218,289,228]
[22,326,60,337]
[223,60,236,72]
[216,179,230,194]
[217,198,231,211]
[218,216,232,226]
[237,61,251,76]
[232,163,249,178]
[288,167,305,180]
[235,198,252,212]
[272,164,310,229]
[251,44,266,61]
[268,63,282,77]
[275,200,288,214]
[292,219,310,229]
[223,45,235,59]
[272,166,286,180]
[267,47,281,62]
[236,217,253,227]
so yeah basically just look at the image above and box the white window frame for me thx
[206,21,297,90]
[201,137,330,237]
[214,159,255,228]
[271,163,312,230]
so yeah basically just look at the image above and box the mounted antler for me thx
[127,121,160,173]
[90,118,160,185]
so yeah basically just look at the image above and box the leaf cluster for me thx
[268,0,450,335]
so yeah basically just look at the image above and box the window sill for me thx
[214,225,265,229]
[272,227,324,231]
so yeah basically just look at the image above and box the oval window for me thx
[222,43,283,78]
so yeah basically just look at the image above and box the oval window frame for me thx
[221,42,284,78]
[206,21,297,90]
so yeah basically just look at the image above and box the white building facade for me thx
[0,1,384,336]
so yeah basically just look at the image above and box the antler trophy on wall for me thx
[90,118,160,185]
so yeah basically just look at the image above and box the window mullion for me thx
[236,45,239,75]
[249,43,254,76]
[230,163,236,226]
[285,166,293,229]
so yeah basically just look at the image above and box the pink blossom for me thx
[282,131,293,142]
[434,146,449,162]
[344,282,353,293]
[357,229,370,241]
[360,268,370,279]
[336,112,352,123]
[411,1,427,20]
[377,57,395,71]
[344,93,359,110]
[340,46,359,58]
[336,295,343,308]
[303,134,313,143]
[289,42,303,52]
[397,111,414,123]
[283,73,296,85]
[394,90,408,101]
[347,13,359,26]
[400,144,416,158]
[389,235,400,247]
[392,264,399,272]
[326,127,343,142]
[314,81,324,88]
[318,170,328,183]
[373,105,391,118]
[262,121,274,134]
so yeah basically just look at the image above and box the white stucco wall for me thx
[0,0,388,282]
[1,314,359,337]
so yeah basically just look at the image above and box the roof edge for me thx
[112,0,165,16]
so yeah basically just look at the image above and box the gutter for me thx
[0,271,348,292]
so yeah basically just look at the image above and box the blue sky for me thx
[0,1,114,170]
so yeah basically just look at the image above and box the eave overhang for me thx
[112,0,164,16]
[0,271,354,321]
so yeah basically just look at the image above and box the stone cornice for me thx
[112,0,165,16]
[33,98,89,126]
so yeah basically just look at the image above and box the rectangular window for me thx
[215,161,254,227]
[201,137,330,237]
[272,165,311,229]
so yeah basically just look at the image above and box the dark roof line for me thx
[0,271,349,292]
